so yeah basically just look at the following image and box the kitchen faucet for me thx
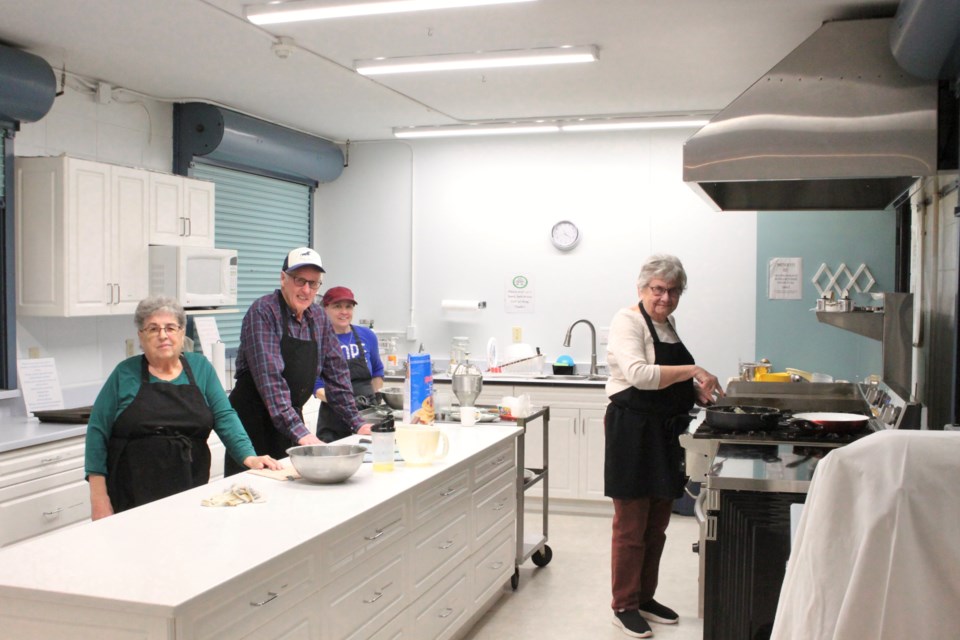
[562,319,598,377]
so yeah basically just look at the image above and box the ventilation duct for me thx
[683,18,939,211]
[0,45,56,128]
[174,103,344,186]
[890,0,960,81]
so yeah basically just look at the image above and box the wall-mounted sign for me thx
[768,258,803,300]
[506,274,534,313]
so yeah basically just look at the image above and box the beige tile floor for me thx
[464,511,703,640]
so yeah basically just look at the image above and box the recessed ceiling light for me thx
[356,45,598,75]
[246,0,537,25]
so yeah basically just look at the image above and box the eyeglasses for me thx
[287,274,322,290]
[648,285,682,299]
[141,324,182,337]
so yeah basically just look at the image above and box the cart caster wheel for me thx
[510,568,520,590]
[531,545,553,567]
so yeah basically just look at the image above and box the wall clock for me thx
[551,220,580,251]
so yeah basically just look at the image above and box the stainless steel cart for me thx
[511,406,552,589]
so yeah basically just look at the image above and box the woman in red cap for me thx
[315,286,385,442]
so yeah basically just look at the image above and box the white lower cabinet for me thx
[410,558,472,640]
[520,386,608,503]
[322,543,408,640]
[0,436,90,547]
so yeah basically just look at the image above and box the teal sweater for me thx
[85,352,256,477]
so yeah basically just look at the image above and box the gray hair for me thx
[637,254,687,293]
[134,296,187,330]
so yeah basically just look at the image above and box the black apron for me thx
[225,291,318,476]
[604,303,695,500]
[106,355,214,513]
[318,325,374,443]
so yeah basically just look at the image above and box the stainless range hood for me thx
[683,18,938,211]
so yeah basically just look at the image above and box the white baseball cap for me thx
[282,247,324,273]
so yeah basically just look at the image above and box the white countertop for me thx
[0,415,87,453]
[0,423,521,615]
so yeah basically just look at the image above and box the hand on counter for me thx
[298,433,323,446]
[356,423,373,436]
[243,455,282,471]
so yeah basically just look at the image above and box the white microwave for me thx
[149,246,238,308]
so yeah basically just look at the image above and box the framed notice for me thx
[768,258,803,300]
[17,357,65,413]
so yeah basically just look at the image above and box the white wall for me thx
[4,85,173,416]
[315,130,757,382]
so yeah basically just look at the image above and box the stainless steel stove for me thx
[679,379,921,638]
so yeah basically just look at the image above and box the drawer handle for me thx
[438,540,454,550]
[440,488,458,497]
[364,517,401,541]
[40,455,63,464]
[490,456,505,467]
[438,607,454,619]
[250,591,278,607]
[362,581,393,604]
[42,507,63,518]
[489,561,504,570]
[492,501,507,511]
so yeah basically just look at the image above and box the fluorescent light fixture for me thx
[356,45,598,75]
[561,117,711,132]
[394,123,560,138]
[246,0,536,25]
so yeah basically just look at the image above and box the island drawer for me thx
[472,469,516,549]
[322,543,407,640]
[472,441,515,490]
[409,557,470,640]
[472,524,515,605]
[411,469,469,527]
[411,503,470,599]
[179,553,317,640]
[322,500,408,580]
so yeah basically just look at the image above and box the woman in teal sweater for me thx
[85,296,280,520]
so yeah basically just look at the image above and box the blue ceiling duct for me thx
[0,45,56,128]
[174,103,344,187]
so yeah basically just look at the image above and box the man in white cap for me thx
[224,247,371,475]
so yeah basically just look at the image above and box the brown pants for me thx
[611,496,673,611]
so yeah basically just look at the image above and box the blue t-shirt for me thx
[314,325,384,392]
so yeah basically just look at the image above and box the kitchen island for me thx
[0,423,522,640]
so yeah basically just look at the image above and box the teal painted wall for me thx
[756,210,896,382]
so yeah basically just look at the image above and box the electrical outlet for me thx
[599,327,610,345]
[406,325,417,341]
[28,347,40,359]
[126,339,136,357]
[512,326,522,343]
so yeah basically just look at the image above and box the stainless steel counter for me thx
[706,443,830,494]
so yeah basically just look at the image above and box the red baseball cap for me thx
[322,286,357,306]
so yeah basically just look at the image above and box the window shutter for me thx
[189,164,311,350]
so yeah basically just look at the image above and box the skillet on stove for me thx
[704,405,782,431]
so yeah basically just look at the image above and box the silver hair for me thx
[134,296,187,330]
[637,254,687,293]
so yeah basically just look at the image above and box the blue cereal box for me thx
[404,353,435,424]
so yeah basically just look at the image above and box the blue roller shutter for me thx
[189,164,311,350]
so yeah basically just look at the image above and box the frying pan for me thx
[792,412,869,434]
[704,405,782,431]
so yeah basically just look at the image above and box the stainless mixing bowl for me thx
[286,444,365,483]
[381,387,404,410]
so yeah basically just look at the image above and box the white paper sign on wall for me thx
[17,357,65,414]
[505,274,534,313]
[768,257,803,300]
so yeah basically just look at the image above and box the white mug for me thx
[460,406,478,426]
[396,423,450,466]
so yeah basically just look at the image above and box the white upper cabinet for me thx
[16,156,149,316]
[147,172,215,246]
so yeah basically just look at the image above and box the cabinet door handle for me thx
[438,540,455,550]
[106,283,114,305]
[489,561,504,570]
[179,216,187,237]
[40,455,63,464]
[249,591,278,607]
[362,581,393,604]
[493,500,507,511]
[490,456,505,467]
[42,507,63,518]
[438,607,454,619]
[440,488,458,497]
[185,217,192,237]
[114,283,121,305]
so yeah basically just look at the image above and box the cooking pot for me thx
[791,412,869,433]
[704,405,781,431]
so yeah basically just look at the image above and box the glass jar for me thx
[449,336,470,374]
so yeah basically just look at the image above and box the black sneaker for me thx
[638,599,679,625]
[613,609,653,638]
